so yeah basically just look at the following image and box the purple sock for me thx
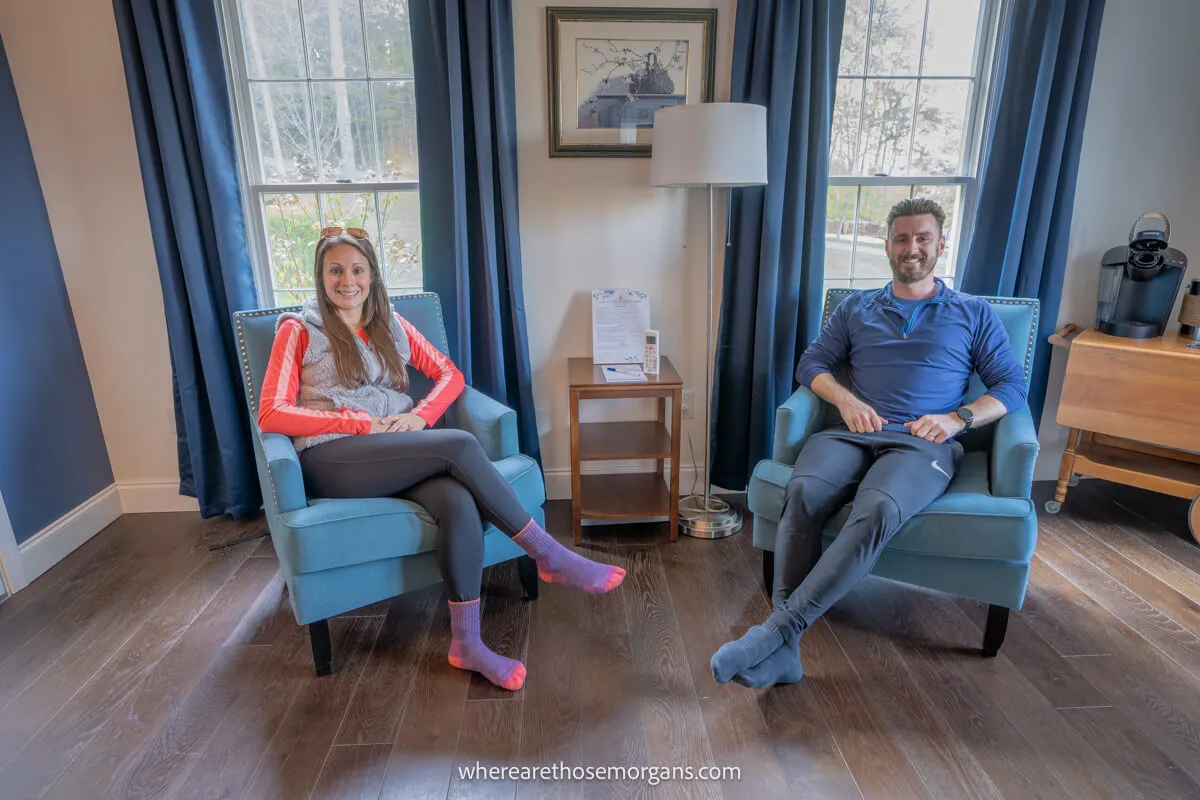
[512,520,625,594]
[447,599,525,691]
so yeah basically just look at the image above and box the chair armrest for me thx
[446,386,518,460]
[989,406,1040,499]
[772,387,827,466]
[261,432,308,513]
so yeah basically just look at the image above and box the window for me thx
[825,0,1002,291]
[218,0,422,306]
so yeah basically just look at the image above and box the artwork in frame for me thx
[546,7,717,158]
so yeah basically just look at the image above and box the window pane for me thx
[911,80,970,175]
[322,192,380,240]
[854,185,912,280]
[922,0,982,76]
[838,0,871,75]
[867,0,926,76]
[376,80,419,180]
[302,0,367,78]
[363,0,415,78]
[379,191,422,288]
[253,83,318,183]
[851,277,891,290]
[857,79,916,176]
[825,186,857,280]
[312,82,377,181]
[263,192,322,295]
[238,0,306,79]
[830,79,863,175]
[912,184,961,276]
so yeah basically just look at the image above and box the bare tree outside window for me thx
[826,0,1001,292]
[219,0,422,306]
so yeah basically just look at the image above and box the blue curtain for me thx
[410,0,541,465]
[959,0,1106,426]
[709,0,846,490]
[113,0,261,518]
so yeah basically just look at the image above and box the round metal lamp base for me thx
[678,495,743,539]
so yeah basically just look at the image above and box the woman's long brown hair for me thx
[312,232,409,392]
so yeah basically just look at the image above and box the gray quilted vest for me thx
[277,296,413,452]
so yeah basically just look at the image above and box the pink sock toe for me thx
[514,521,626,595]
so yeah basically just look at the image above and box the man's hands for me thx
[369,413,428,433]
[836,396,889,433]
[904,413,965,444]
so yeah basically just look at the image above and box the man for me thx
[710,197,1027,688]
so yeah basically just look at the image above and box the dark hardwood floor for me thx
[1,479,1198,799]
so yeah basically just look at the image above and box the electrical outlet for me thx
[681,389,695,419]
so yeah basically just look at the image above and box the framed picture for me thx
[546,7,717,158]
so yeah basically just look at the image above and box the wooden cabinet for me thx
[1051,326,1200,542]
[567,357,683,544]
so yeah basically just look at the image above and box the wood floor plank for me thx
[0,538,258,799]
[311,743,392,800]
[621,545,721,800]
[854,579,1075,800]
[1036,527,1200,682]
[1022,558,1200,785]
[333,585,440,746]
[864,580,1142,800]
[827,596,1005,800]
[573,633,649,800]
[43,556,282,800]
[468,560,532,701]
[242,615,383,800]
[659,534,791,800]
[377,596,472,800]
[172,626,312,800]
[447,698,523,800]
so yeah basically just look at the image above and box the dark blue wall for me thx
[0,33,114,544]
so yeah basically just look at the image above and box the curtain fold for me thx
[113,0,261,518]
[959,0,1107,426]
[410,0,541,464]
[709,0,846,490]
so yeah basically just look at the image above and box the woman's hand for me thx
[370,413,427,433]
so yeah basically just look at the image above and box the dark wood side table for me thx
[568,357,683,544]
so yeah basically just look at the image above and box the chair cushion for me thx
[277,454,545,574]
[748,451,1037,562]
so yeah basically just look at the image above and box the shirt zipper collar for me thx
[880,279,952,339]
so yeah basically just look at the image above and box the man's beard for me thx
[890,252,938,284]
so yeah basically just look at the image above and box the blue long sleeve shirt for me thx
[795,280,1028,432]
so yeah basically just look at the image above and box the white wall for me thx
[0,0,192,511]
[514,0,736,498]
[1035,0,1200,478]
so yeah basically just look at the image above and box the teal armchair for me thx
[747,289,1040,656]
[233,293,544,675]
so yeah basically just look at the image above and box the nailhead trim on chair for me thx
[820,289,1040,381]
[232,292,447,512]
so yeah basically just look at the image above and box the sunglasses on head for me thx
[319,226,369,240]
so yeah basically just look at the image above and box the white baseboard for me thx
[18,483,123,584]
[544,463,706,501]
[118,482,200,514]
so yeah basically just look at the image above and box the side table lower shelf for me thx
[579,473,672,520]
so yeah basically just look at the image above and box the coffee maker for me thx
[1095,212,1187,338]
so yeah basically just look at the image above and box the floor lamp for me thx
[651,102,768,539]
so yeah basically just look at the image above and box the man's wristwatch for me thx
[955,406,974,431]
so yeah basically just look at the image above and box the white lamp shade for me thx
[650,102,768,187]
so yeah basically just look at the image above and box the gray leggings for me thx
[298,429,533,602]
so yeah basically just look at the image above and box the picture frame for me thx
[546,7,717,158]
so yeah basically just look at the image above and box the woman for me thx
[259,228,624,691]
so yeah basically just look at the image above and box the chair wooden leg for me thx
[518,555,539,600]
[982,605,1009,657]
[762,550,774,599]
[309,619,333,676]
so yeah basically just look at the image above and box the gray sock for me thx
[710,623,785,684]
[732,643,803,688]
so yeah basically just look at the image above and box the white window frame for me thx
[827,0,1005,290]
[215,0,421,306]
